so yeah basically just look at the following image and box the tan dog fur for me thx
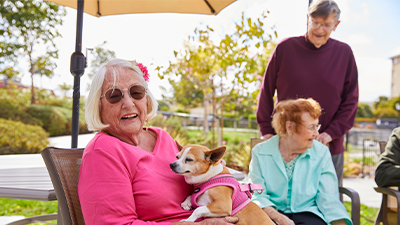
[169,143,274,225]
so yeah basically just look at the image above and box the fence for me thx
[346,128,393,149]
[158,111,259,130]
[344,128,394,177]
[159,111,396,175]
[360,139,380,177]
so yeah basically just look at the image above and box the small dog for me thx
[170,142,274,225]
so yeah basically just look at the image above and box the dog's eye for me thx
[185,158,193,162]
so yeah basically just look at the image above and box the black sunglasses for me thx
[100,85,147,104]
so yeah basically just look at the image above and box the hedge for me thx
[0,118,49,154]
[0,100,42,126]
[25,105,89,137]
[25,105,69,136]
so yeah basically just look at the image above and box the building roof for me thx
[390,53,400,59]
[0,81,28,88]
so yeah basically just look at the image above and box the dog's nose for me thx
[170,162,177,170]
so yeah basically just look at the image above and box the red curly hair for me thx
[272,98,322,136]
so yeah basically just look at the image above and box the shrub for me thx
[151,114,188,145]
[375,107,399,118]
[223,141,251,173]
[0,83,31,108]
[0,118,49,154]
[0,100,42,126]
[355,117,377,123]
[38,96,73,109]
[25,105,69,136]
[176,108,190,114]
[25,104,90,136]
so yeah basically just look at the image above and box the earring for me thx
[145,119,149,131]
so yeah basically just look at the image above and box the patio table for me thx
[0,167,56,201]
[0,154,56,201]
[0,154,59,225]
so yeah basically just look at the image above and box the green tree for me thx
[0,66,20,87]
[33,55,57,88]
[373,96,389,109]
[88,41,116,79]
[58,82,72,98]
[0,0,65,104]
[356,103,374,118]
[373,96,400,118]
[158,12,277,147]
[375,107,399,118]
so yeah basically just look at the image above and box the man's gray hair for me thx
[308,0,341,21]
[85,58,159,131]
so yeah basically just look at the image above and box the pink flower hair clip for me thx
[136,61,150,82]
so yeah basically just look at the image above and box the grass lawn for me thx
[344,201,379,225]
[0,198,57,224]
[0,198,379,225]
[187,129,259,144]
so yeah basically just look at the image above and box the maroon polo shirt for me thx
[257,34,359,155]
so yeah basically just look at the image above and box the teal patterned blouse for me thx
[282,154,300,213]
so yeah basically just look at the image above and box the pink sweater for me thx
[78,128,193,224]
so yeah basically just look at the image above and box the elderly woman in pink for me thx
[79,58,237,225]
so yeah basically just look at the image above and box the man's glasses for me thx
[305,124,321,132]
[309,20,336,32]
[100,85,147,104]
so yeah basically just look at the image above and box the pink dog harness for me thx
[191,174,263,215]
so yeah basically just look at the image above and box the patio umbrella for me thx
[47,0,237,17]
[44,0,237,148]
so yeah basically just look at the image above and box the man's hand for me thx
[316,132,332,145]
[262,134,274,140]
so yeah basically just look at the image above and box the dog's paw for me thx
[181,195,192,211]
[181,202,192,211]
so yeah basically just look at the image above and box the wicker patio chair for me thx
[374,141,400,225]
[250,137,361,225]
[41,147,85,225]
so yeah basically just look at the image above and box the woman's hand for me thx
[263,207,294,225]
[273,214,295,225]
[331,219,347,225]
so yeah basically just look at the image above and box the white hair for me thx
[308,0,341,22]
[85,58,158,131]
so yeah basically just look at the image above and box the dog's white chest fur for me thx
[196,191,211,206]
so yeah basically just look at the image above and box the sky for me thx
[17,0,400,103]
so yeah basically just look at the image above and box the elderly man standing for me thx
[256,0,358,187]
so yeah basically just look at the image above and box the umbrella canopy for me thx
[47,0,236,17]
[44,0,237,148]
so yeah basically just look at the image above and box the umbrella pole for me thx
[70,0,85,148]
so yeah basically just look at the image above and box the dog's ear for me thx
[175,140,183,151]
[205,146,226,163]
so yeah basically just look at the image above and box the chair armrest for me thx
[227,167,245,181]
[340,186,360,225]
[374,187,400,225]
[374,187,400,210]
[374,187,400,199]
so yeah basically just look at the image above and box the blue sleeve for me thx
[248,146,277,209]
